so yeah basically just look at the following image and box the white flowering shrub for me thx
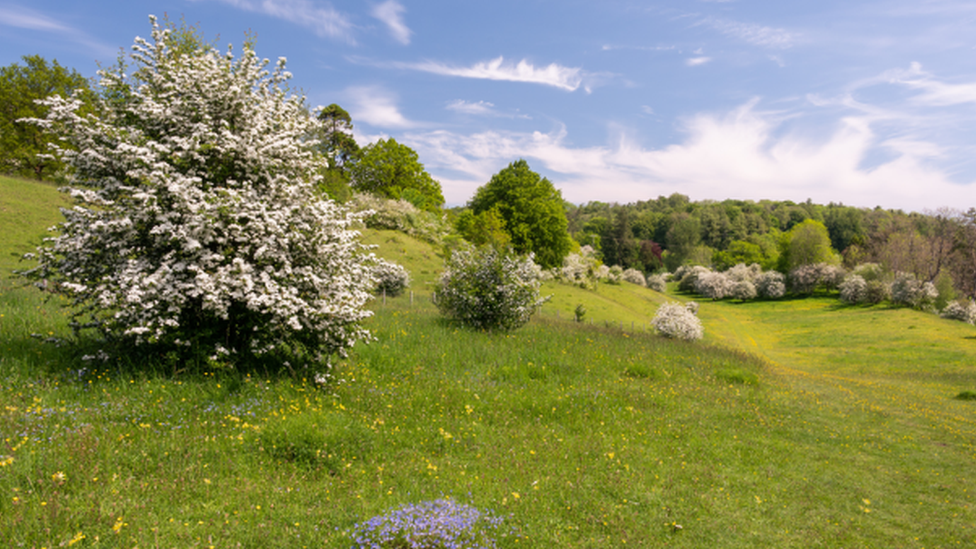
[941,300,976,325]
[755,271,786,299]
[348,192,449,245]
[20,18,376,364]
[646,273,667,293]
[605,265,625,285]
[789,263,844,294]
[373,260,410,297]
[729,280,758,301]
[551,246,600,289]
[891,272,938,310]
[622,268,646,286]
[852,262,884,281]
[676,265,710,293]
[695,271,734,300]
[652,302,704,341]
[725,263,762,284]
[685,301,700,315]
[839,275,868,304]
[436,248,547,331]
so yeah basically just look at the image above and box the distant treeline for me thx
[563,194,975,299]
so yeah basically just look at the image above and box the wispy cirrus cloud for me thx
[885,62,976,106]
[446,100,531,119]
[701,18,797,49]
[203,0,356,43]
[0,5,116,57]
[371,0,411,45]
[400,57,585,91]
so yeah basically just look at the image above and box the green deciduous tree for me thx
[349,138,444,212]
[469,159,573,269]
[779,219,838,271]
[0,55,93,180]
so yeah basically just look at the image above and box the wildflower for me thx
[52,471,67,483]
[112,517,124,534]
[350,499,510,549]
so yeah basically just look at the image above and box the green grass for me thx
[2,178,976,547]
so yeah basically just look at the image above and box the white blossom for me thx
[20,16,376,363]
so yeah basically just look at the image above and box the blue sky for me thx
[3,0,976,211]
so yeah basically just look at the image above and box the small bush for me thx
[436,248,547,331]
[853,262,884,281]
[839,274,868,304]
[729,280,758,301]
[865,279,890,304]
[373,259,410,297]
[695,271,733,300]
[653,302,704,341]
[349,193,450,245]
[553,246,600,289]
[605,265,625,285]
[941,300,976,325]
[622,268,646,286]
[891,272,938,310]
[789,263,845,294]
[725,263,762,284]
[677,265,710,293]
[646,274,667,293]
[755,271,786,299]
[350,499,512,549]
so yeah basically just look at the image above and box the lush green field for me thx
[2,176,975,547]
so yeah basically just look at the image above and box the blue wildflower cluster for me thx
[350,499,510,549]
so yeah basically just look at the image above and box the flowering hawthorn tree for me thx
[652,301,704,341]
[21,17,376,364]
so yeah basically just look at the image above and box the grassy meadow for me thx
[2,174,975,547]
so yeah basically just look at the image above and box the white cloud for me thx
[641,105,655,115]
[0,6,69,31]
[702,18,797,49]
[402,57,584,91]
[344,86,414,129]
[446,100,496,115]
[0,6,116,57]
[371,0,411,45]
[887,62,976,106]
[402,101,972,210]
[686,57,712,66]
[205,0,355,43]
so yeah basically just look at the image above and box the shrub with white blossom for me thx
[789,263,846,295]
[839,274,868,304]
[436,248,547,331]
[941,300,976,325]
[755,271,786,299]
[865,279,890,304]
[552,246,600,289]
[694,271,734,300]
[676,265,710,293]
[373,260,410,298]
[652,301,704,341]
[605,265,625,285]
[348,192,449,245]
[646,273,667,293]
[20,18,376,364]
[891,272,938,310]
[725,263,762,284]
[729,280,758,301]
[622,268,646,286]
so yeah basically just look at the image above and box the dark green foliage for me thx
[954,390,976,401]
[469,159,572,269]
[0,55,94,180]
